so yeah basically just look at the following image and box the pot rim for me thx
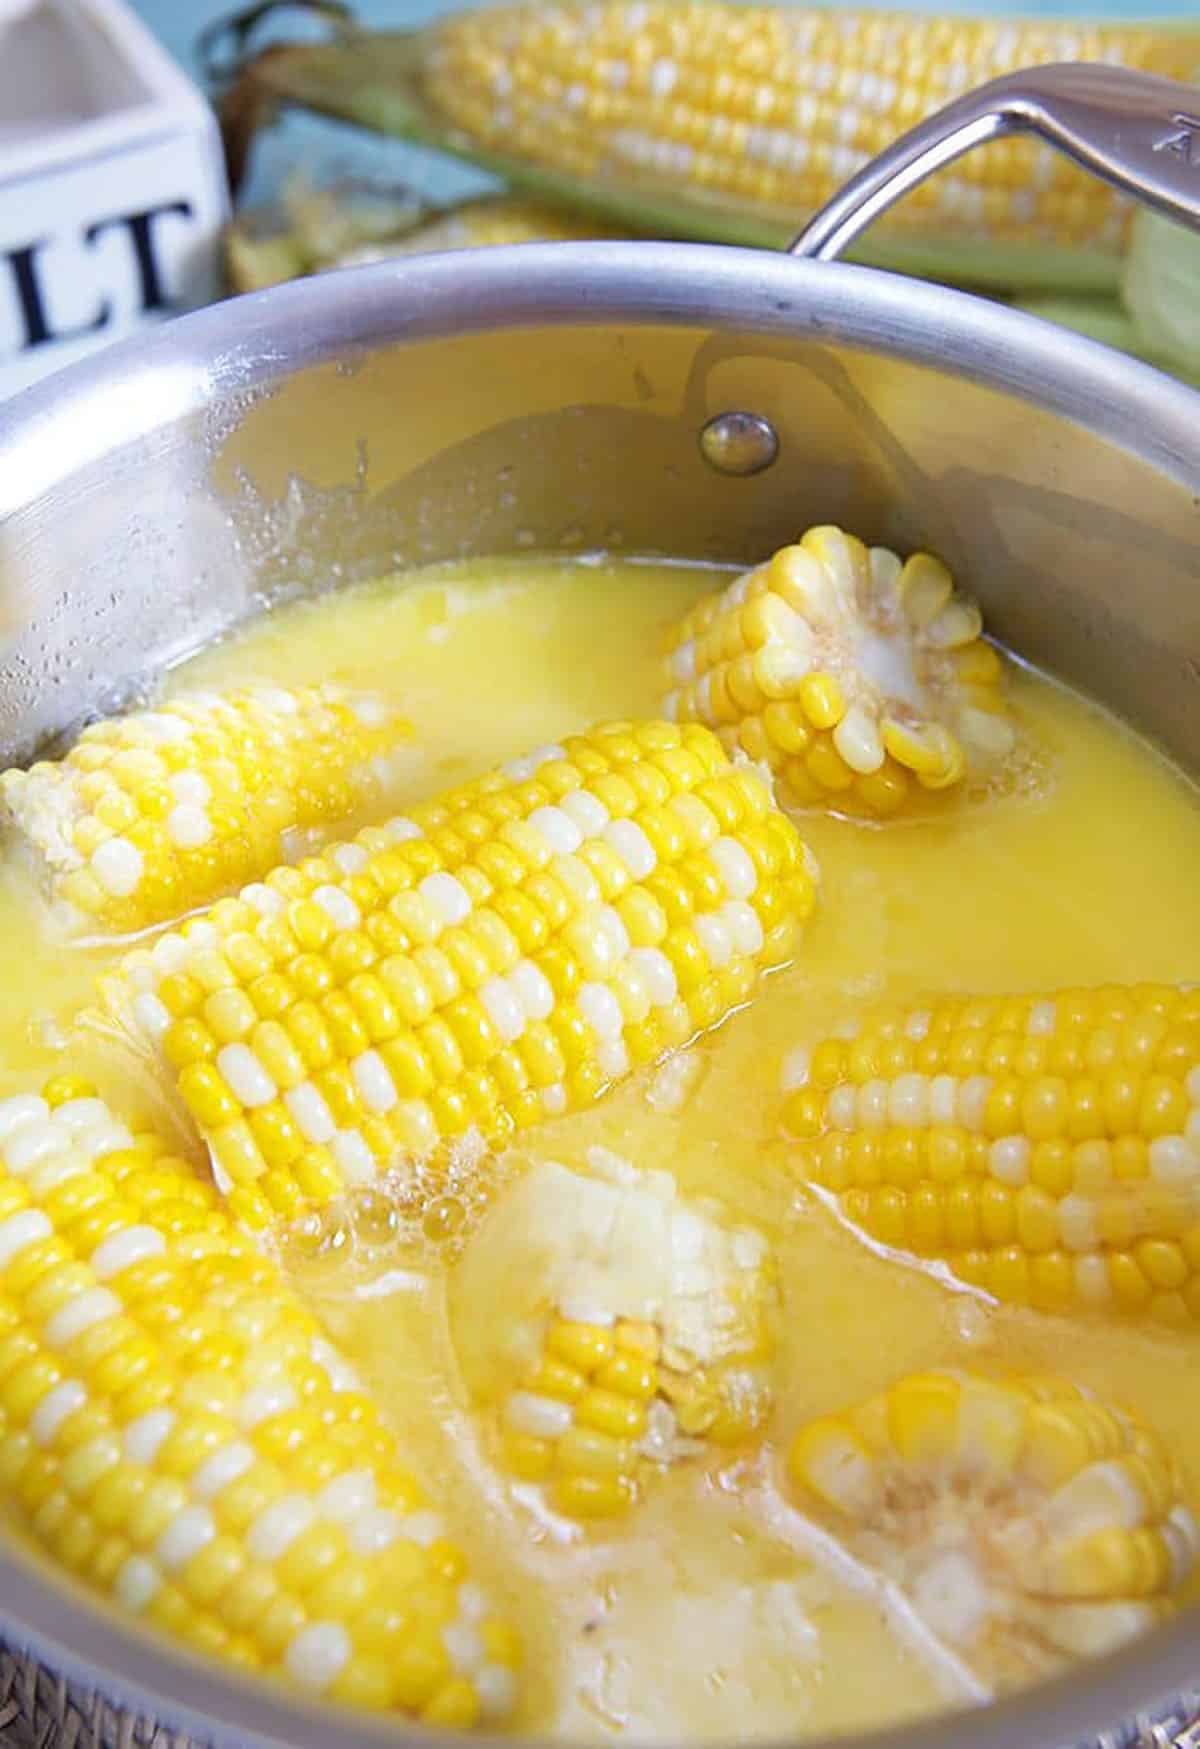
[0,241,1197,1749]
[1,241,1199,520]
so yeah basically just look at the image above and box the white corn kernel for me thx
[579,982,624,1042]
[90,837,143,897]
[528,805,584,856]
[216,1044,277,1109]
[990,1137,1031,1186]
[156,1506,217,1572]
[123,1410,175,1466]
[247,1495,315,1562]
[709,836,757,899]
[284,1082,336,1144]
[44,1287,120,1348]
[313,884,362,932]
[481,976,526,1043]
[509,959,555,1022]
[604,818,657,879]
[350,1050,398,1113]
[90,1225,166,1280]
[331,1130,376,1185]
[0,1209,53,1267]
[191,1442,255,1500]
[166,804,213,850]
[31,1379,87,1446]
[318,1470,377,1523]
[505,1392,573,1439]
[285,1623,350,1693]
[115,1556,161,1614]
[419,872,473,926]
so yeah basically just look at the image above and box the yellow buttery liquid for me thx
[2,555,1200,1740]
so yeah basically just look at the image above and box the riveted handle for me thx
[789,64,1200,262]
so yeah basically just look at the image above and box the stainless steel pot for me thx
[0,58,1198,1749]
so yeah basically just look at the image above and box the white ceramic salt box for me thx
[0,0,229,400]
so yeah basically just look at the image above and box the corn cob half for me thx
[423,3,1200,254]
[663,528,1013,818]
[787,1368,1198,1683]
[0,686,410,939]
[105,722,816,1231]
[452,1145,776,1521]
[0,1079,517,1723]
[781,984,1200,1321]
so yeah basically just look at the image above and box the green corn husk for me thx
[1010,293,1200,385]
[212,2,1200,295]
[1121,207,1200,379]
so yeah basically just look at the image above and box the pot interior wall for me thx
[0,316,1197,771]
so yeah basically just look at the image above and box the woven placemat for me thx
[0,1649,204,1749]
[2,1643,1198,1749]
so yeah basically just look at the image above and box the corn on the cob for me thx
[1,686,410,939]
[780,984,1200,1322]
[342,196,627,264]
[226,192,626,293]
[787,1368,1198,1682]
[663,528,1012,818]
[452,1145,775,1521]
[423,3,1200,252]
[106,721,816,1231]
[0,1078,517,1723]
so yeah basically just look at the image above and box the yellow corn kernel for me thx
[551,1472,636,1518]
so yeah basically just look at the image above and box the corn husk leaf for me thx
[216,22,1149,294]
[1011,292,1200,385]
[1120,207,1200,379]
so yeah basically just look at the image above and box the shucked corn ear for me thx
[0,1079,517,1724]
[340,196,626,265]
[106,722,815,1231]
[663,528,1013,817]
[781,985,1200,1322]
[0,686,410,938]
[787,1368,1199,1684]
[452,1145,776,1521]
[424,3,1200,252]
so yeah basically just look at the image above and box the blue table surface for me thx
[132,0,1200,211]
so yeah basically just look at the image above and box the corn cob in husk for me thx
[215,5,1200,294]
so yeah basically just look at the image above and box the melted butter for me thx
[3,554,1200,1739]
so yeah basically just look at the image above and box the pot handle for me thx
[789,63,1200,261]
